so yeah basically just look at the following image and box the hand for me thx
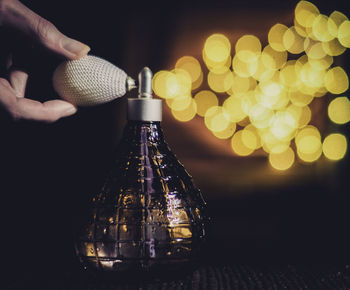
[0,0,90,122]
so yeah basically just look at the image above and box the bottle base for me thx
[79,257,199,282]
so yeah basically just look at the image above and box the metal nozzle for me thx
[138,67,153,98]
[126,76,137,92]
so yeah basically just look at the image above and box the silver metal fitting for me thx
[126,76,137,92]
[127,67,162,122]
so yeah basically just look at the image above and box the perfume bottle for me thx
[75,67,208,272]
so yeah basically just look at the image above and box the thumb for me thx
[1,0,90,60]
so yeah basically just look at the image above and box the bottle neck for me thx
[122,121,164,146]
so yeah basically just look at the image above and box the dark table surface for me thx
[5,264,350,289]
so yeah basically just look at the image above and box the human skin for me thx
[0,0,90,122]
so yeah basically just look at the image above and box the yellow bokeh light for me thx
[232,55,258,77]
[294,17,308,37]
[328,96,350,124]
[280,60,300,89]
[312,14,335,42]
[211,112,231,132]
[269,147,295,171]
[288,91,313,107]
[270,111,297,141]
[295,55,326,96]
[295,54,308,71]
[328,11,348,37]
[267,142,291,154]
[231,130,255,156]
[295,126,321,157]
[314,86,328,98]
[323,133,347,160]
[298,82,320,96]
[295,126,322,162]
[252,56,276,82]
[223,95,247,122]
[322,38,346,56]
[297,146,322,162]
[338,20,350,48]
[268,23,288,52]
[308,55,333,70]
[207,70,234,93]
[255,84,282,109]
[304,38,327,59]
[249,103,274,129]
[238,117,250,127]
[241,130,258,150]
[241,91,257,115]
[175,56,202,87]
[204,106,231,132]
[304,24,317,41]
[235,35,261,63]
[171,98,197,122]
[259,128,277,143]
[260,128,290,154]
[261,45,287,70]
[152,69,193,100]
[272,90,289,110]
[295,1,320,29]
[256,93,280,110]
[297,135,321,154]
[152,70,176,99]
[192,71,204,90]
[166,94,192,111]
[243,124,261,149]
[212,123,236,139]
[324,66,349,94]
[203,51,231,74]
[230,75,253,94]
[286,104,303,123]
[194,90,218,117]
[259,75,282,97]
[304,64,325,89]
[153,7,350,170]
[203,34,231,64]
[299,62,326,89]
[295,125,320,143]
[258,78,283,101]
[283,26,305,54]
[298,105,312,128]
[295,127,322,163]
[172,68,192,92]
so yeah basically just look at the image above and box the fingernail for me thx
[66,105,78,115]
[62,37,90,59]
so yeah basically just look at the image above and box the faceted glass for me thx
[75,121,208,271]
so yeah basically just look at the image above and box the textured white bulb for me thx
[52,55,129,106]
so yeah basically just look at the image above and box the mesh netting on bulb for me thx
[53,55,127,106]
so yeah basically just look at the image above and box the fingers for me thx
[0,77,77,122]
[1,0,90,60]
[12,98,77,122]
[4,53,29,98]
[9,69,28,98]
[0,1,82,122]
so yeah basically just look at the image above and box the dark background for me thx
[1,0,350,287]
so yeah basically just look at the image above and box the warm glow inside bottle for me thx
[75,67,208,272]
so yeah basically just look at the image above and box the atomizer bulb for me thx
[53,55,136,106]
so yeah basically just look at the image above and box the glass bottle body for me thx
[75,121,207,272]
